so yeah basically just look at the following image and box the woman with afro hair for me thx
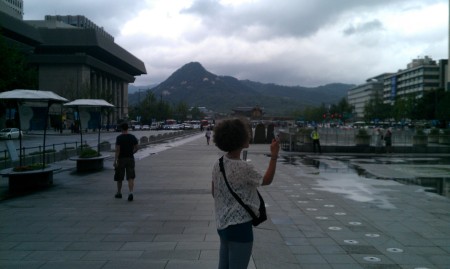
[211,118,280,269]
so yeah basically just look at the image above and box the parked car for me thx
[150,123,159,130]
[0,128,23,139]
[141,124,150,130]
[133,125,141,130]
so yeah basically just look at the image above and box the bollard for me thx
[242,150,247,161]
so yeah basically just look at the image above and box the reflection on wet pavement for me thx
[282,155,450,201]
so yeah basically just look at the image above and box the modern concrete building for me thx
[383,56,440,105]
[347,74,390,121]
[0,0,23,19]
[0,8,146,125]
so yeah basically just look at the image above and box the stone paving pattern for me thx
[0,133,449,269]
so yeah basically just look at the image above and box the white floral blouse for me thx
[212,155,263,230]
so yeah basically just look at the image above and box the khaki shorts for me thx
[114,158,136,181]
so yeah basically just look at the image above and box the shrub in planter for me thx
[355,128,371,146]
[439,129,450,145]
[266,124,275,143]
[296,128,313,144]
[99,141,111,151]
[428,128,439,143]
[79,148,101,158]
[412,128,428,146]
[254,123,266,144]
[13,163,48,172]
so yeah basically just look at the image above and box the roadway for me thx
[0,129,180,155]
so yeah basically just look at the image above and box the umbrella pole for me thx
[77,107,83,153]
[16,103,23,167]
[42,102,51,168]
[97,108,101,156]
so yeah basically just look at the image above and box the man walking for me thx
[311,127,322,154]
[114,122,138,201]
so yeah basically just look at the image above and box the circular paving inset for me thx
[363,256,381,262]
[324,204,335,207]
[343,239,359,244]
[335,212,347,216]
[365,233,380,238]
[297,200,308,203]
[387,248,404,253]
[349,222,362,225]
[306,208,318,211]
[328,226,342,231]
[315,216,328,220]
[290,195,300,197]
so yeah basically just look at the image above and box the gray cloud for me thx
[343,20,384,35]
[23,0,448,87]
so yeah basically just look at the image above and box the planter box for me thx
[69,155,110,172]
[0,166,61,191]
[412,135,428,147]
[99,142,111,152]
[439,135,450,145]
[355,135,371,146]
[428,135,439,143]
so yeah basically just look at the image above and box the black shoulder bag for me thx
[219,156,267,226]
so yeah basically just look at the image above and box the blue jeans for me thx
[218,222,253,269]
[218,238,253,269]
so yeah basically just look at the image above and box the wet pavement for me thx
[0,133,449,269]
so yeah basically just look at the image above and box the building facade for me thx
[383,56,440,105]
[0,0,23,19]
[347,74,390,120]
[0,9,146,125]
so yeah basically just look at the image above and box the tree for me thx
[0,34,38,91]
[392,96,415,122]
[435,89,450,127]
[363,92,391,122]
[173,101,189,122]
[190,106,205,120]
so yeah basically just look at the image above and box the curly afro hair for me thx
[213,118,250,152]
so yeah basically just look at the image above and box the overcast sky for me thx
[24,0,448,87]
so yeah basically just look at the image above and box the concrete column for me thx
[123,82,129,119]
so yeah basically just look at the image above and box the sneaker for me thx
[115,193,122,199]
[128,193,133,201]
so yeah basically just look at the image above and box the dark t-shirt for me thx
[116,133,138,159]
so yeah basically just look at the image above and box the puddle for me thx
[134,133,204,160]
[282,155,450,201]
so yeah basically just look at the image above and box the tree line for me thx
[291,89,450,128]
[364,89,450,128]
[128,91,205,123]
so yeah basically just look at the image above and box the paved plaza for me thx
[0,133,449,269]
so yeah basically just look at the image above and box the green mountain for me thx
[129,62,354,115]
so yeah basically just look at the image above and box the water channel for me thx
[282,155,450,203]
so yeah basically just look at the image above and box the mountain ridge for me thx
[129,62,354,115]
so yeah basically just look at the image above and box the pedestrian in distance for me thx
[311,127,322,154]
[211,118,280,269]
[375,128,384,153]
[114,122,138,201]
[205,127,212,145]
[384,128,393,153]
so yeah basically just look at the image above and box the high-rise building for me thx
[383,56,440,104]
[0,7,146,125]
[44,15,114,41]
[0,0,23,19]
[347,74,391,120]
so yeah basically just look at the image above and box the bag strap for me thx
[219,156,258,219]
